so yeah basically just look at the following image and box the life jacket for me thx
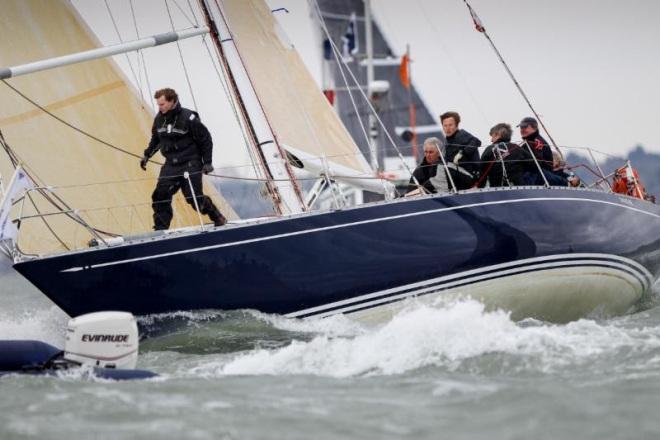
[612,166,647,200]
[155,105,202,164]
[156,108,197,153]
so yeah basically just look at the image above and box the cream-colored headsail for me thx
[0,0,235,255]
[221,0,375,181]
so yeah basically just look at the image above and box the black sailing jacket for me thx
[521,131,553,171]
[144,101,213,166]
[480,142,537,187]
[445,129,481,175]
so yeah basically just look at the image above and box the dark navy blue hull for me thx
[13,188,660,320]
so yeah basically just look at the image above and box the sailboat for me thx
[1,0,659,324]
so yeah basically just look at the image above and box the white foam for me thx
[138,309,229,326]
[188,299,660,378]
[431,379,501,398]
[250,309,365,337]
[0,306,69,346]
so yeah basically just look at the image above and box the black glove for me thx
[202,163,214,175]
[140,155,149,171]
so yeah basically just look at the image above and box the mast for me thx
[197,0,306,215]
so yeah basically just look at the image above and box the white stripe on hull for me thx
[345,265,645,325]
[285,254,652,319]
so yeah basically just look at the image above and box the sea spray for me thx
[0,306,68,345]
[182,299,660,378]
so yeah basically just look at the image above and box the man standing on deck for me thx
[140,88,226,230]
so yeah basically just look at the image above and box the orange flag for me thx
[399,54,410,89]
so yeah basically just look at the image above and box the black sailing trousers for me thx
[151,160,225,230]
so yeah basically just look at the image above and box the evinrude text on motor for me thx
[0,311,156,380]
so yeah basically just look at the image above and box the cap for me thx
[517,117,538,128]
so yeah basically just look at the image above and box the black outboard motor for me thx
[0,312,156,380]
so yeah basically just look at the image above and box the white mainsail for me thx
[0,0,235,255]
[218,0,387,194]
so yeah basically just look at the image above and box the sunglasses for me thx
[519,124,531,129]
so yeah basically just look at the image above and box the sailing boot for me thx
[208,205,227,227]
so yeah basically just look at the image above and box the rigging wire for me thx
[413,0,490,126]
[175,0,270,203]
[263,3,344,199]
[461,0,563,159]
[0,78,242,231]
[310,0,371,162]
[0,80,202,227]
[198,1,279,199]
[311,1,418,186]
[129,0,155,112]
[0,129,119,241]
[193,1,274,195]
[164,0,199,111]
[0,131,72,250]
[311,0,405,194]
[185,0,200,26]
[194,12,265,182]
[2,74,379,183]
[170,0,197,26]
[1,79,144,161]
[3,2,616,197]
[205,0,306,213]
[103,0,145,103]
[5,70,611,185]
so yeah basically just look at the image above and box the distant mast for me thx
[197,0,306,215]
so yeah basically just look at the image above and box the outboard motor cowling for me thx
[1,311,155,380]
[64,312,138,369]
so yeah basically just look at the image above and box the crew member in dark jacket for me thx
[407,137,450,194]
[140,88,226,230]
[440,111,481,189]
[518,116,553,171]
[479,123,537,187]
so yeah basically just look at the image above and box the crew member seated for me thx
[479,123,537,187]
[516,117,574,186]
[551,151,581,187]
[518,116,553,171]
[407,137,450,195]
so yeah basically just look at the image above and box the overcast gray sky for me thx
[374,0,660,158]
[73,0,660,173]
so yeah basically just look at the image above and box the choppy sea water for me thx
[2,267,660,440]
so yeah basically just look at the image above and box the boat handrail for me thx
[6,143,650,258]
